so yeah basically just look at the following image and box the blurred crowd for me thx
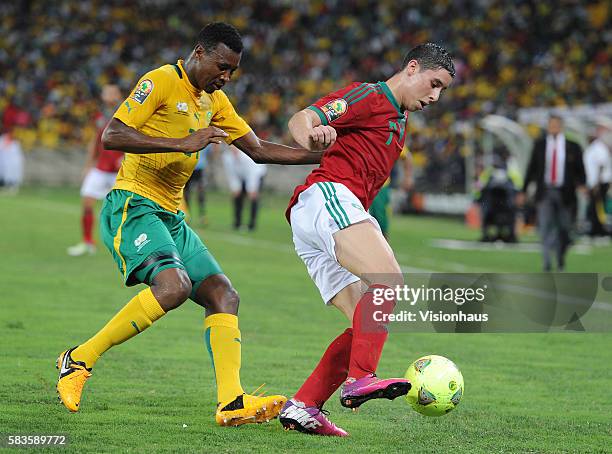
[1,0,610,192]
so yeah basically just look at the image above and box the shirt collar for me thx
[378,81,404,116]
[177,59,202,97]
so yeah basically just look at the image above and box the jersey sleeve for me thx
[113,68,171,130]
[307,82,372,129]
[210,91,252,144]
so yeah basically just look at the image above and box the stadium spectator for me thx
[583,123,612,237]
[522,115,586,271]
[1,0,609,199]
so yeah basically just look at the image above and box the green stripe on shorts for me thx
[324,182,351,227]
[316,182,351,229]
[316,182,345,229]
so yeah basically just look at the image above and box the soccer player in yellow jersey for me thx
[56,23,325,427]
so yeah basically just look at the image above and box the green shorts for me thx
[100,190,222,296]
[369,185,391,235]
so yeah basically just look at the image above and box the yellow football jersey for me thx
[113,59,251,212]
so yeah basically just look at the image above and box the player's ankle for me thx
[292,395,318,408]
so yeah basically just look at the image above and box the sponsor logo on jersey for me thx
[321,98,348,122]
[176,101,188,113]
[134,233,150,252]
[131,79,153,104]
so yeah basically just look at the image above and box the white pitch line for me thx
[430,238,594,255]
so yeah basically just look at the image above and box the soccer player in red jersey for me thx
[279,43,455,436]
[67,84,124,256]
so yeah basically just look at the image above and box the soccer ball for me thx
[404,355,464,416]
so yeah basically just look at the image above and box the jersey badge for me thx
[321,98,348,122]
[176,101,188,113]
[134,233,150,252]
[131,79,153,104]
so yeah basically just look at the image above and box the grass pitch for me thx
[1,187,611,453]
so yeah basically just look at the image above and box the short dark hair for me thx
[196,22,243,54]
[402,43,455,78]
[549,114,564,123]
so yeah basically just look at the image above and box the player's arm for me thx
[232,131,322,165]
[288,109,337,152]
[211,90,322,165]
[102,118,228,154]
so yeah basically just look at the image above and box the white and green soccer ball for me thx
[405,355,464,416]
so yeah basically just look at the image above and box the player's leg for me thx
[369,185,390,239]
[537,193,556,271]
[245,165,264,231]
[173,220,285,426]
[332,219,410,408]
[57,191,191,412]
[82,196,97,247]
[68,169,105,256]
[280,277,355,436]
[291,281,361,409]
[222,151,245,229]
[557,196,573,271]
[281,184,361,436]
[233,183,246,229]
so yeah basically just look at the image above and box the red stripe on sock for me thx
[294,328,353,408]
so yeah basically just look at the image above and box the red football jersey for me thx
[93,112,123,173]
[286,81,408,223]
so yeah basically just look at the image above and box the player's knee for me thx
[151,270,192,311]
[368,261,403,289]
[214,286,240,315]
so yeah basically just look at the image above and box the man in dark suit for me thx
[521,115,586,271]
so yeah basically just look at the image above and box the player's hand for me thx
[308,125,337,151]
[181,127,228,153]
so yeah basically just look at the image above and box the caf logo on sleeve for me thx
[131,79,153,104]
[321,98,348,122]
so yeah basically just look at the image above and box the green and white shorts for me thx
[290,182,381,304]
[100,190,222,296]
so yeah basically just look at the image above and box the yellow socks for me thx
[71,288,165,368]
[204,313,244,404]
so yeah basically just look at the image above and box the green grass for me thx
[1,187,611,453]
